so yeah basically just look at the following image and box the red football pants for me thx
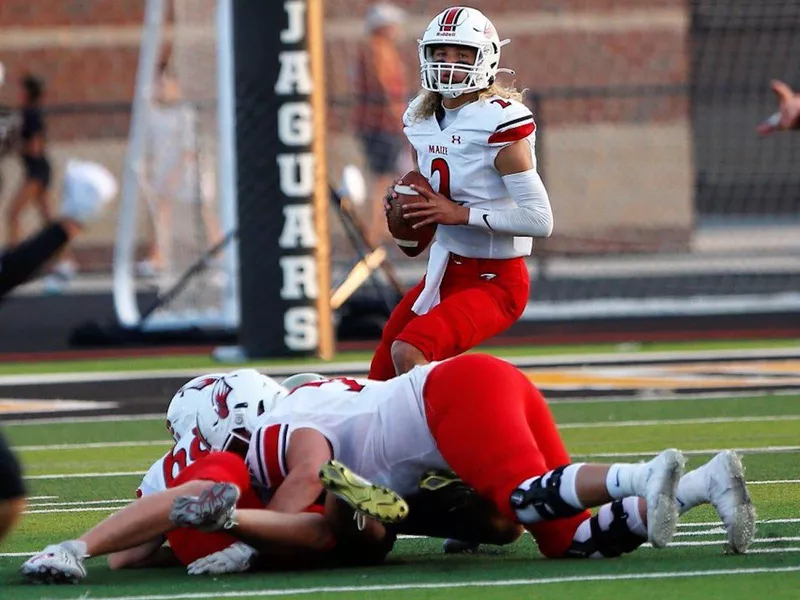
[369,254,529,380]
[422,354,590,558]
[166,452,264,566]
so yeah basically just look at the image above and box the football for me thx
[386,171,437,258]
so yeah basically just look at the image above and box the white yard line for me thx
[680,518,800,528]
[1,413,163,426]
[1,346,800,388]
[559,415,800,429]
[10,417,800,453]
[24,506,130,515]
[14,440,168,452]
[642,537,800,549]
[750,479,800,485]
[13,566,800,600]
[25,470,145,480]
[571,446,800,459]
[27,499,129,509]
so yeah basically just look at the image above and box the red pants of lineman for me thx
[166,452,264,565]
[369,254,529,381]
[422,354,590,558]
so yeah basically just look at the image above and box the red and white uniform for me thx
[248,355,590,559]
[246,369,448,498]
[404,94,537,259]
[136,427,212,498]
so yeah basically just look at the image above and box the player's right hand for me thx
[757,80,800,135]
[384,178,403,217]
[186,542,257,575]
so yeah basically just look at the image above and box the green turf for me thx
[1,337,798,376]
[1,354,799,599]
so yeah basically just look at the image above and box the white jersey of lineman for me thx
[403,94,537,259]
[246,365,449,498]
[136,428,211,498]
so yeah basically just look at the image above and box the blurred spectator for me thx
[756,80,800,135]
[139,55,219,278]
[0,160,117,301]
[352,2,409,247]
[0,62,16,198]
[7,75,53,238]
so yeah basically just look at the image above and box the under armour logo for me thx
[451,135,462,144]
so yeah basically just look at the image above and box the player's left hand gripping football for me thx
[186,542,257,575]
[403,185,469,229]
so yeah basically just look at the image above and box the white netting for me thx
[116,0,236,331]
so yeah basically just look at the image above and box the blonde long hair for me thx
[409,83,525,123]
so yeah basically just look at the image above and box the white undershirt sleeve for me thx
[467,169,554,237]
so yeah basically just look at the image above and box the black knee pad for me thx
[509,465,584,521]
[565,500,645,559]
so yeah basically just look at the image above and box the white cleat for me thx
[20,541,87,584]
[704,450,756,554]
[636,449,685,549]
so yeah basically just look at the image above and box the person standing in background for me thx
[352,3,409,247]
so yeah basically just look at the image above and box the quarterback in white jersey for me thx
[369,6,552,381]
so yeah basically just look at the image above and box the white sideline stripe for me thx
[750,479,800,485]
[1,413,164,426]
[27,499,129,509]
[24,506,127,515]
[675,528,725,537]
[572,445,800,459]
[680,518,800,528]
[549,390,800,404]
[2,346,800,388]
[559,415,800,429]
[26,495,58,501]
[643,537,800,549]
[16,566,800,599]
[25,470,145,480]
[13,440,169,452]
[749,547,800,554]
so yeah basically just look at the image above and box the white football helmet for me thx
[195,369,288,452]
[418,7,512,99]
[281,372,326,392]
[166,373,226,442]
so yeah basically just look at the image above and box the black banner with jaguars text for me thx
[232,0,333,359]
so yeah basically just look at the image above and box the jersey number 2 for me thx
[430,158,451,199]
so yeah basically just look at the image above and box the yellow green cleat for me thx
[319,460,410,524]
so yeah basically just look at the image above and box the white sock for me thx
[617,497,648,538]
[605,464,644,500]
[676,465,708,515]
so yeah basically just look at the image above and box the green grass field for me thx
[1,344,799,599]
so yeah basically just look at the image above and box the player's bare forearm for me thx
[108,538,170,570]
[228,509,334,553]
[267,468,326,514]
[267,427,332,514]
[80,481,212,557]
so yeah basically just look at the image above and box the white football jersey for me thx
[403,94,537,259]
[246,365,449,498]
[136,427,212,498]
